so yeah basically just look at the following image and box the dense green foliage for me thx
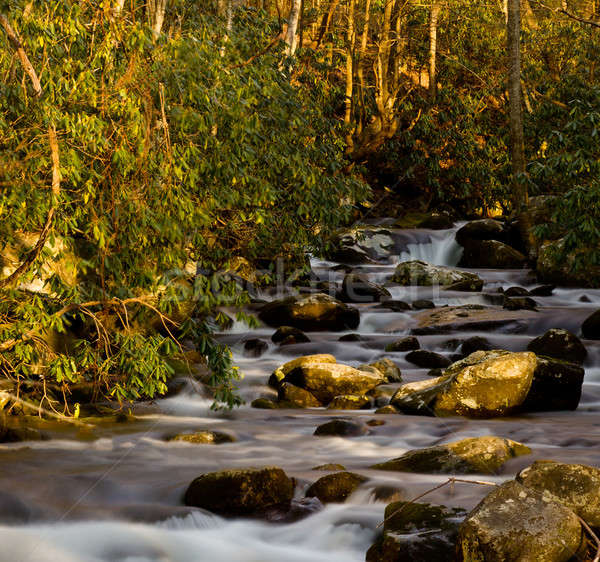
[0,1,367,411]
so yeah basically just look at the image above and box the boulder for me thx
[582,309,600,340]
[457,481,583,562]
[338,333,363,342]
[527,329,587,364]
[446,278,485,292]
[375,405,400,414]
[271,326,310,345]
[411,299,435,310]
[327,394,370,410]
[184,467,294,516]
[459,240,527,269]
[284,362,385,403]
[340,273,391,303]
[305,472,368,503]
[242,338,268,357]
[504,286,531,297]
[385,336,420,352]
[371,436,531,475]
[391,260,482,287]
[517,460,600,527]
[391,350,584,418]
[277,383,322,408]
[537,237,600,288]
[328,227,396,263]
[461,336,492,357]
[168,431,235,444]
[418,213,455,230]
[250,397,279,409]
[530,284,555,297]
[377,300,412,311]
[314,419,368,437]
[362,358,402,383]
[312,463,347,471]
[456,219,505,246]
[258,293,360,331]
[503,296,538,311]
[406,350,452,369]
[367,501,466,562]
[270,354,337,388]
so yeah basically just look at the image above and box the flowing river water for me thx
[1,222,600,561]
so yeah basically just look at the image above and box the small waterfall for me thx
[397,228,463,267]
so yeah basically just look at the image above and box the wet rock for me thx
[446,278,485,292]
[391,260,483,287]
[312,463,347,471]
[340,273,391,303]
[0,426,45,442]
[369,485,404,503]
[582,309,600,340]
[377,299,412,311]
[367,501,466,562]
[461,336,492,357]
[580,295,592,303]
[242,338,268,357]
[305,472,368,503]
[375,405,400,414]
[385,336,420,352]
[459,239,527,269]
[184,467,294,516]
[366,418,386,426]
[168,431,235,444]
[457,480,583,562]
[270,354,337,388]
[527,329,587,364]
[503,296,538,311]
[327,394,370,410]
[258,293,360,332]
[418,213,454,230]
[537,237,600,288]
[271,326,310,345]
[362,358,402,383]
[517,460,600,527]
[456,219,505,246]
[391,350,584,417]
[504,286,531,297]
[412,299,435,310]
[405,350,452,369]
[278,383,322,408]
[328,227,396,263]
[251,398,279,409]
[314,419,368,437]
[284,362,385,403]
[266,497,323,524]
[371,436,531,475]
[338,333,362,342]
[530,284,555,297]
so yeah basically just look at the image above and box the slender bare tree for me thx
[148,0,168,40]
[429,0,442,101]
[285,0,303,55]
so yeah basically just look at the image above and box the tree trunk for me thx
[356,0,372,135]
[285,0,303,55]
[428,0,441,101]
[344,0,356,135]
[148,0,168,40]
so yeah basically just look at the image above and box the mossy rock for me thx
[517,460,600,527]
[327,394,370,410]
[183,466,294,516]
[371,436,531,475]
[314,419,368,437]
[362,358,402,383]
[250,397,279,409]
[311,463,346,471]
[168,430,235,444]
[458,481,583,562]
[305,471,367,503]
[277,383,322,408]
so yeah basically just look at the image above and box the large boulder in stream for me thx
[258,293,359,331]
[367,501,467,562]
[582,309,600,340]
[457,481,583,562]
[390,350,584,418]
[459,239,527,269]
[391,260,482,288]
[183,466,294,516]
[455,219,506,246]
[527,329,587,364]
[327,227,396,263]
[371,436,531,475]
[517,460,600,527]
[340,273,390,303]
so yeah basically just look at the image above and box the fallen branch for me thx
[0,13,42,96]
[535,2,600,29]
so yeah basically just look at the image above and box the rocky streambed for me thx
[1,220,600,561]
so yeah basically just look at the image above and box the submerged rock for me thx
[391,350,584,418]
[258,293,360,331]
[314,419,368,437]
[271,326,310,345]
[582,309,600,340]
[371,436,531,475]
[456,219,505,246]
[517,460,600,527]
[184,467,294,516]
[242,338,268,357]
[406,350,452,369]
[391,260,482,287]
[312,463,347,471]
[527,329,587,364]
[367,501,466,562]
[385,336,420,352]
[305,471,368,503]
[168,431,235,444]
[457,481,583,562]
[459,239,527,269]
[250,397,279,409]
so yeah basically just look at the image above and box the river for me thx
[0,222,599,561]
